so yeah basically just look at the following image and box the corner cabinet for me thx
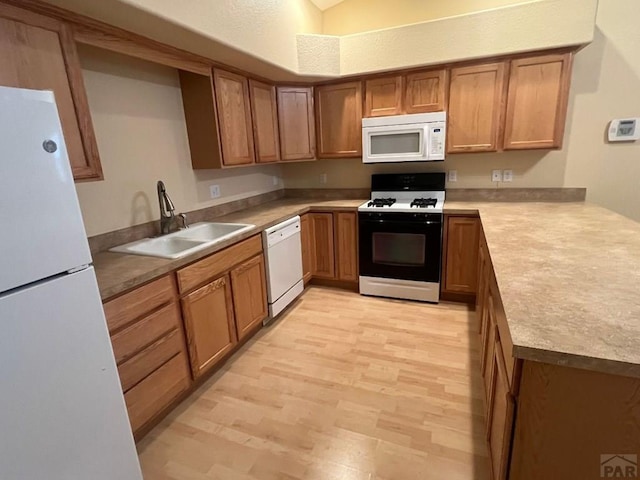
[0,4,102,181]
[315,81,363,158]
[503,53,573,150]
[277,86,316,161]
[447,62,507,153]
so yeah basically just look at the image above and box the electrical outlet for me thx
[320,173,327,184]
[492,170,503,182]
[272,176,279,186]
[209,184,221,199]
[448,170,458,182]
[503,170,513,182]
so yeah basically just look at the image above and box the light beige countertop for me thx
[447,201,640,378]
[94,198,640,377]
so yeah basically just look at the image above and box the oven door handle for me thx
[362,219,441,225]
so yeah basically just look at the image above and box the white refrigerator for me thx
[0,86,143,479]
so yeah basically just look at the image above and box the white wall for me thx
[75,46,283,237]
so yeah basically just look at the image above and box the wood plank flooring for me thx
[137,286,489,480]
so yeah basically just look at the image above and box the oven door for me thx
[358,212,442,283]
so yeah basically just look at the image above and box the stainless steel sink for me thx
[109,222,255,259]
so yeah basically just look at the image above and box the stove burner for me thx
[367,198,396,208]
[410,198,438,208]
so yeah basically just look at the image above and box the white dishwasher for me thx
[262,216,304,322]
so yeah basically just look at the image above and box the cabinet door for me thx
[277,86,316,161]
[249,79,281,163]
[181,275,237,379]
[213,69,255,166]
[364,76,403,117]
[503,53,572,150]
[404,69,447,113]
[310,213,335,279]
[487,334,516,480]
[335,212,358,282]
[443,216,481,294]
[447,62,506,153]
[0,7,101,181]
[316,82,363,158]
[300,214,312,284]
[230,254,268,341]
[482,292,497,404]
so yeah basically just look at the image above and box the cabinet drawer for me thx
[124,352,190,433]
[104,275,176,333]
[177,234,262,294]
[118,329,185,392]
[110,302,181,365]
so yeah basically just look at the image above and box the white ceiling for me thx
[308,0,345,11]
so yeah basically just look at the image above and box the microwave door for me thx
[363,124,428,163]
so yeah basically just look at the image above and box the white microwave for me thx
[362,112,446,163]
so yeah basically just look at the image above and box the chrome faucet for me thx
[157,180,188,235]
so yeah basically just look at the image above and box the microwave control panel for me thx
[608,118,640,142]
[429,124,446,158]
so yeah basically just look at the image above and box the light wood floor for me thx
[138,286,489,480]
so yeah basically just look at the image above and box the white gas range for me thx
[357,173,446,303]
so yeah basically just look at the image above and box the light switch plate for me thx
[448,170,458,182]
[209,184,221,199]
[320,173,327,184]
[272,176,279,186]
[503,170,513,182]
[492,170,503,182]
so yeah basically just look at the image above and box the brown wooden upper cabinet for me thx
[404,69,448,114]
[248,79,280,163]
[364,75,403,117]
[363,69,447,117]
[447,62,507,153]
[277,86,316,161]
[0,5,102,181]
[315,82,363,158]
[503,53,573,150]
[213,69,255,166]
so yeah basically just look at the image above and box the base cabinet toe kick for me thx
[476,230,640,480]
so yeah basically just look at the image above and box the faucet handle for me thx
[177,213,188,229]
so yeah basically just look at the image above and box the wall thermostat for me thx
[608,118,640,142]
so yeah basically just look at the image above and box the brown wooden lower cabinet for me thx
[335,212,358,282]
[103,275,191,437]
[309,212,335,278]
[478,228,640,480]
[300,214,312,284]
[442,214,480,298]
[230,254,268,340]
[181,275,237,379]
[305,210,359,284]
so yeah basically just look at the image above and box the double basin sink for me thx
[109,222,256,259]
